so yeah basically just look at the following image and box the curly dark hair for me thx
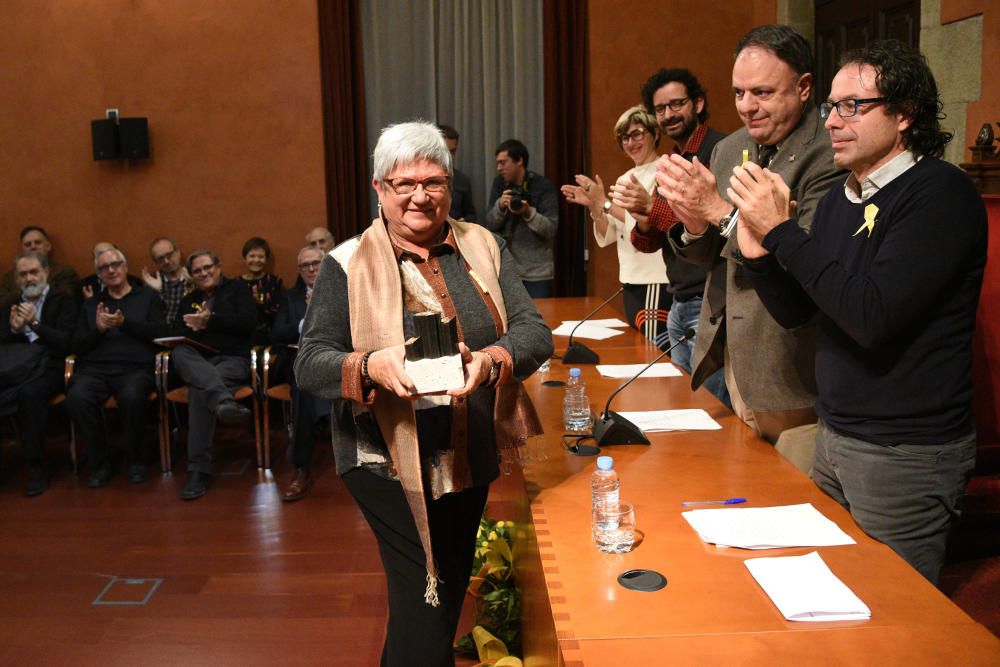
[838,39,951,159]
[640,68,708,123]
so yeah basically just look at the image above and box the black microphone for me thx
[592,328,696,446]
[561,286,625,365]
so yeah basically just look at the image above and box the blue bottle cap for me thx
[597,455,613,470]
[569,368,581,377]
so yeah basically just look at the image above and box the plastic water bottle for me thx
[562,367,591,432]
[591,456,621,544]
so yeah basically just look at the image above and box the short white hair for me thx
[372,120,452,184]
[94,247,127,271]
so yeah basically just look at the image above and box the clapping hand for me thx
[141,267,163,291]
[183,306,211,332]
[96,302,124,332]
[656,154,729,234]
[609,172,651,218]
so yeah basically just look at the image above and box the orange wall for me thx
[585,0,775,298]
[941,0,999,161]
[0,1,327,286]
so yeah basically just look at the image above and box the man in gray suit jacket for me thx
[657,25,846,446]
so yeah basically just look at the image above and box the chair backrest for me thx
[973,195,1000,474]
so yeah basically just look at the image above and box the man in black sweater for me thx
[732,40,986,584]
[67,248,166,487]
[170,249,258,500]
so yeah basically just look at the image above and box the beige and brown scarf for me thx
[347,216,542,606]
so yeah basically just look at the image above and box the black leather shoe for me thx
[128,464,146,484]
[181,471,212,500]
[88,463,113,488]
[215,399,252,426]
[25,466,49,497]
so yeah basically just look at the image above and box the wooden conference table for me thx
[509,297,1000,666]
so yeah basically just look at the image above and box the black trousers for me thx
[342,467,489,667]
[66,364,155,467]
[17,368,65,467]
[290,383,330,471]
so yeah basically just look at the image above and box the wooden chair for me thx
[156,348,263,471]
[63,355,164,473]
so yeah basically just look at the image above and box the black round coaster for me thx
[617,569,667,592]
[542,380,566,387]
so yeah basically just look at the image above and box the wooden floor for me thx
[0,418,492,666]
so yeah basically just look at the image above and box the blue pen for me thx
[681,497,747,507]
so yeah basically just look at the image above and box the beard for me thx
[660,114,698,141]
[21,282,47,299]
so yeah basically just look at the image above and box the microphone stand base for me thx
[561,342,600,364]
[593,410,650,446]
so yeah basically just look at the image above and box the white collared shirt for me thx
[844,150,919,203]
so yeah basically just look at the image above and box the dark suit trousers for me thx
[18,368,65,466]
[290,383,330,470]
[66,364,155,467]
[170,345,250,474]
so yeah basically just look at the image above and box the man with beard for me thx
[0,226,80,304]
[0,252,77,495]
[614,68,729,406]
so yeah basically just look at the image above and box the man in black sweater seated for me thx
[1,252,77,496]
[271,246,331,502]
[170,249,258,500]
[67,247,167,488]
[732,40,986,584]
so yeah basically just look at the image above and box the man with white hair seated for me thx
[66,246,167,487]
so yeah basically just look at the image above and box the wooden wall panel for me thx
[0,1,327,285]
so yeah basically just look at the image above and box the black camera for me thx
[508,186,530,210]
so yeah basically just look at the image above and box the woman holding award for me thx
[294,121,552,666]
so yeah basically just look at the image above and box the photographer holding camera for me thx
[484,139,559,298]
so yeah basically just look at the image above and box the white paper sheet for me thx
[559,318,630,328]
[551,322,626,340]
[745,551,871,622]
[615,408,721,431]
[596,363,682,379]
[681,503,856,549]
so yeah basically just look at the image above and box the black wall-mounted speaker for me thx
[91,119,118,160]
[90,116,149,160]
[118,117,149,159]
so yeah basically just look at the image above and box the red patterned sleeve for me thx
[342,351,376,405]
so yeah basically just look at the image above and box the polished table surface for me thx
[514,297,1000,666]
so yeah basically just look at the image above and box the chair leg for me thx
[263,395,271,471]
[252,396,264,469]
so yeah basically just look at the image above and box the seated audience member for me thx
[142,236,192,325]
[0,226,80,304]
[81,242,142,299]
[271,246,331,502]
[484,139,559,297]
[67,247,166,487]
[0,252,77,496]
[239,237,283,342]
[169,249,258,500]
[305,226,335,253]
[437,123,478,221]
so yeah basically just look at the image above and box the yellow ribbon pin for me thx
[853,203,879,238]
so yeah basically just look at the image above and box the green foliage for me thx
[455,513,522,659]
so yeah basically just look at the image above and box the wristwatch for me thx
[602,199,613,214]
[719,207,740,238]
[29,319,40,330]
